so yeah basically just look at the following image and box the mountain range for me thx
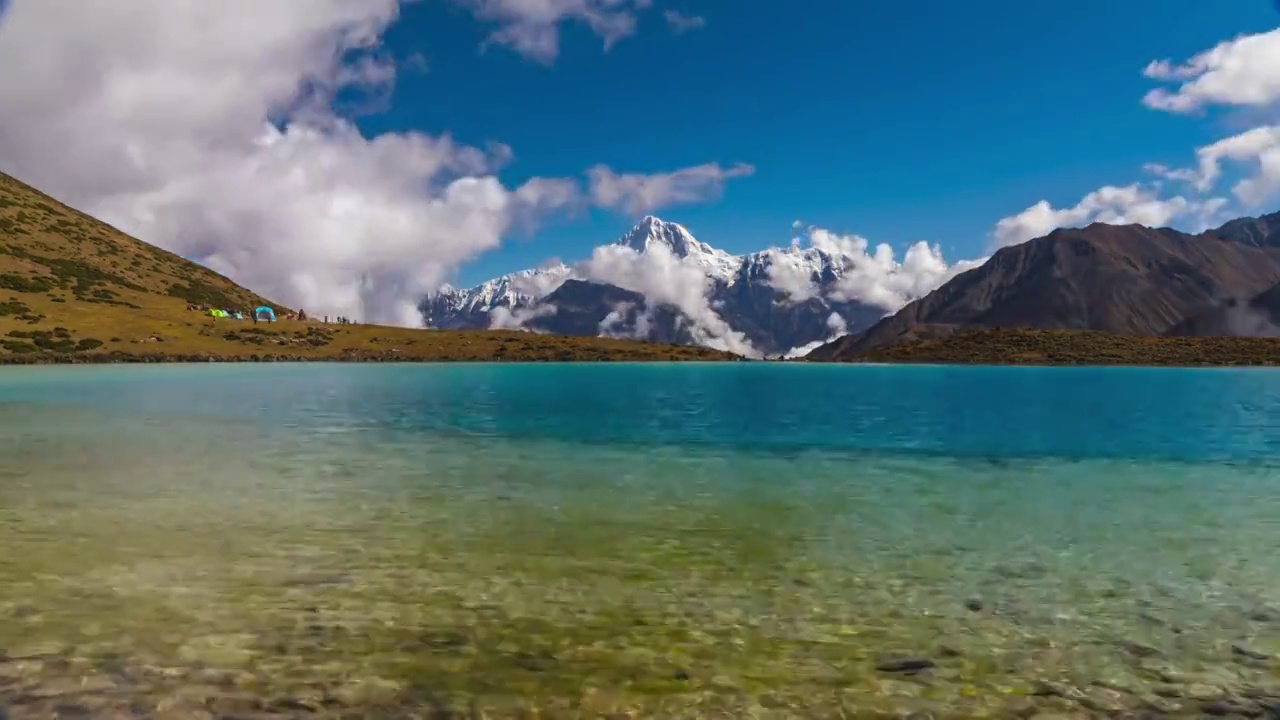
[425,209,1280,362]
[420,216,954,357]
[808,211,1280,360]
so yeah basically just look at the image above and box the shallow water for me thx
[2,363,1280,718]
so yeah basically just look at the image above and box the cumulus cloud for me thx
[769,228,986,312]
[764,246,823,302]
[1136,28,1280,211]
[0,0,598,326]
[587,162,755,216]
[990,184,1228,249]
[579,241,757,355]
[663,10,705,34]
[1142,28,1280,114]
[997,26,1280,255]
[0,0,747,327]
[456,0,655,64]
[1180,126,1280,206]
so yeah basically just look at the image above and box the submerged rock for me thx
[1117,639,1162,659]
[1184,683,1226,701]
[1248,607,1277,623]
[1201,698,1262,716]
[875,657,935,674]
[1231,642,1271,661]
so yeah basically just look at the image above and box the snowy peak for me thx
[427,263,572,314]
[618,216,742,281]
[620,216,716,259]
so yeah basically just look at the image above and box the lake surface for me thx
[2,363,1280,719]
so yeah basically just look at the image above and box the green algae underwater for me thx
[3,363,1280,718]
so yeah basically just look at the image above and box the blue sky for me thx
[357,0,1280,286]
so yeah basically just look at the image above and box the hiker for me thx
[298,308,308,322]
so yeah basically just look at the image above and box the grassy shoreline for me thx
[812,328,1280,367]
[0,347,742,365]
[0,323,739,364]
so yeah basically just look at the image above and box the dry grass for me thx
[825,327,1280,366]
[0,172,737,364]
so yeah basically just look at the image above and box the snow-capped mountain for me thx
[618,216,743,281]
[419,216,921,357]
[422,263,572,330]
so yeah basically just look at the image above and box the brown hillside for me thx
[0,172,736,363]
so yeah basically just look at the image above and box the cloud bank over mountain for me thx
[422,217,987,358]
[0,0,749,326]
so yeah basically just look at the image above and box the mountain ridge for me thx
[807,212,1280,361]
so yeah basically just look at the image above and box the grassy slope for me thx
[0,172,736,363]
[818,328,1280,366]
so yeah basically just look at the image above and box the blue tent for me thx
[254,306,276,322]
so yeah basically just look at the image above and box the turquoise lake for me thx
[2,363,1280,718]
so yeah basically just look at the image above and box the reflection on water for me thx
[1,365,1280,718]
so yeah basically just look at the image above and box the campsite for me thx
[195,305,281,323]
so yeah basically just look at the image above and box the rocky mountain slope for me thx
[808,213,1280,361]
[421,217,893,357]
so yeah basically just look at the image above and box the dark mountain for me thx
[1208,211,1280,248]
[809,213,1280,360]
[522,279,696,344]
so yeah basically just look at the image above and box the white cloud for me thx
[1137,25,1280,212]
[0,0,598,326]
[455,0,654,64]
[1219,301,1280,338]
[1143,28,1280,114]
[578,241,758,356]
[784,228,986,311]
[587,162,755,216]
[782,312,847,359]
[597,303,634,337]
[662,10,705,34]
[1185,125,1280,205]
[1141,162,1201,185]
[507,261,574,297]
[764,244,822,302]
[990,26,1280,256]
[489,302,556,330]
[990,184,1229,249]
